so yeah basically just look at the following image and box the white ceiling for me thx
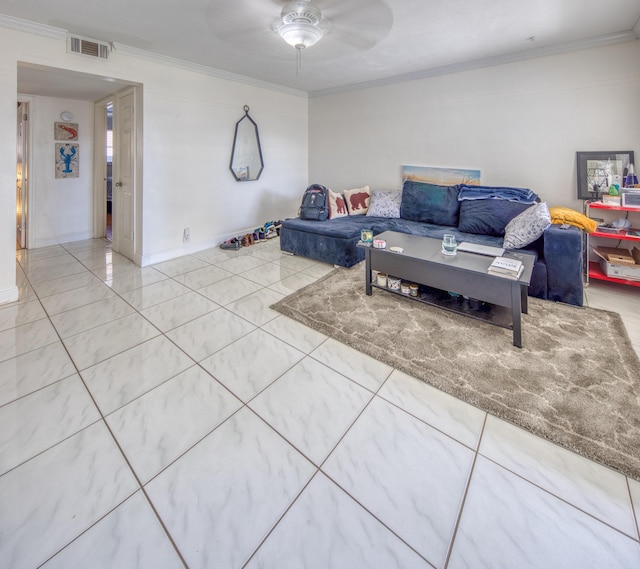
[5,0,640,99]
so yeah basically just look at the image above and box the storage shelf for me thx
[587,261,640,288]
[591,230,640,241]
[585,202,640,289]
[371,283,514,329]
[588,201,640,212]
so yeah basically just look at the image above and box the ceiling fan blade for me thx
[205,0,280,43]
[203,0,394,62]
[319,0,393,50]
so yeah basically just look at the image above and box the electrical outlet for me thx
[183,228,190,242]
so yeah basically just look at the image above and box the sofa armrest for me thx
[542,225,583,306]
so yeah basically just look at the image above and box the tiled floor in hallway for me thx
[2,237,640,568]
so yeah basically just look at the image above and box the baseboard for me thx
[0,285,19,305]
[140,230,258,266]
[32,231,94,249]
[140,236,225,267]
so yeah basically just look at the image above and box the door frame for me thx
[17,94,35,250]
[93,85,143,264]
[93,97,109,240]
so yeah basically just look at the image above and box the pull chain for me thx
[296,46,302,75]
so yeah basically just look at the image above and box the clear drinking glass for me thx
[442,234,457,255]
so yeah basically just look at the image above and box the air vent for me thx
[67,35,110,60]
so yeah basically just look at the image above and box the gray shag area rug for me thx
[272,265,640,481]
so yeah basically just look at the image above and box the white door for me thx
[112,88,136,260]
[16,102,28,249]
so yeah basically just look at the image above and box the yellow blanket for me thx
[548,206,598,233]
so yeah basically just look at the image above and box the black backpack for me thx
[299,184,329,221]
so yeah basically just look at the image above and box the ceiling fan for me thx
[205,0,393,63]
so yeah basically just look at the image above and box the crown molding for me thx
[0,13,307,99]
[110,44,309,99]
[309,31,639,98]
[0,13,66,38]
[3,11,635,101]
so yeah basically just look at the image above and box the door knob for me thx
[115,182,123,187]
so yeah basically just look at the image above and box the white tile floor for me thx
[2,237,640,569]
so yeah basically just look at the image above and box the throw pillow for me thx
[366,190,402,218]
[343,186,371,215]
[328,188,349,219]
[458,199,532,236]
[503,202,552,249]
[400,180,461,226]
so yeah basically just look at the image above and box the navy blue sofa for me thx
[280,181,584,306]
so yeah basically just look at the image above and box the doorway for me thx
[16,101,29,250]
[94,86,139,262]
[106,103,113,241]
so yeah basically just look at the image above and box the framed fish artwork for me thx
[54,122,79,141]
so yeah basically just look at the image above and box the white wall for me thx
[140,68,308,264]
[309,41,640,210]
[26,95,95,248]
[0,24,308,302]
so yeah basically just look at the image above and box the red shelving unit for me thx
[587,261,640,287]
[585,201,640,287]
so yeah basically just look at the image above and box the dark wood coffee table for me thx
[358,231,535,347]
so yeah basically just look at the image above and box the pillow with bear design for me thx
[343,186,370,215]
[328,189,349,219]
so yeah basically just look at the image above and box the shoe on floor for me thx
[220,238,241,250]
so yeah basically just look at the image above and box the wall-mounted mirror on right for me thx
[230,105,264,181]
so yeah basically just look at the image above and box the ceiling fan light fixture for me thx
[279,22,323,49]
[281,0,321,26]
[277,0,326,50]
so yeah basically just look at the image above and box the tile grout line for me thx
[477,451,640,543]
[626,478,640,541]
[239,470,323,569]
[442,412,488,569]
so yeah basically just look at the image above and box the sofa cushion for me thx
[281,215,388,239]
[400,181,460,226]
[366,190,402,218]
[328,189,349,219]
[343,186,370,215]
[503,202,552,249]
[458,199,532,236]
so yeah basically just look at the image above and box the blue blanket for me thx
[458,185,538,204]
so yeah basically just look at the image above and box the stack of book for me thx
[488,256,524,280]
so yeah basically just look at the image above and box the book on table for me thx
[487,256,524,279]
